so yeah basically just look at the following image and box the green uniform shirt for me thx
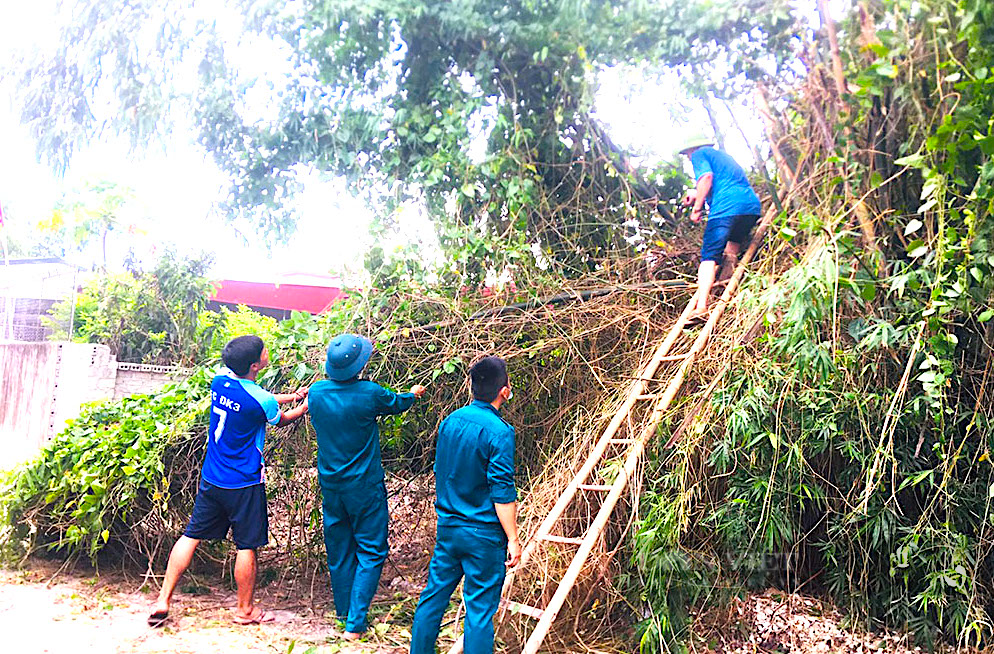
[434,400,516,529]
[310,379,416,490]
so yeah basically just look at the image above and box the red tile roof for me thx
[211,279,347,314]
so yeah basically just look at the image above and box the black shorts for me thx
[184,480,269,550]
[700,214,760,263]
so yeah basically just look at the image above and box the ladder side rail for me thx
[497,299,695,585]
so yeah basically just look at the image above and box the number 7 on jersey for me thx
[212,406,228,442]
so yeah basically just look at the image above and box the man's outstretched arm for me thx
[276,398,308,427]
[274,387,309,405]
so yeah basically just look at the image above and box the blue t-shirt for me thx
[201,368,281,489]
[309,379,416,490]
[434,401,516,529]
[690,147,761,219]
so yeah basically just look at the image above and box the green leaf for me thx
[979,309,994,322]
[894,153,924,168]
[876,62,898,78]
[904,218,923,235]
[868,43,889,57]
[907,240,928,258]
[899,469,933,490]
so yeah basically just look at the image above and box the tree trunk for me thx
[817,0,848,101]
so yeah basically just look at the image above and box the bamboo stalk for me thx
[817,0,848,100]
[753,84,797,187]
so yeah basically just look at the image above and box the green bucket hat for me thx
[325,333,374,381]
[676,133,715,156]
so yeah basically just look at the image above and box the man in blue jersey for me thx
[309,333,427,640]
[410,356,519,654]
[148,335,309,627]
[678,135,762,322]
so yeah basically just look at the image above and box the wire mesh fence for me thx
[0,258,78,342]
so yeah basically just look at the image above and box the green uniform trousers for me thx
[321,480,388,633]
[410,524,507,654]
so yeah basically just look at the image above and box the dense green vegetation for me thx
[45,250,221,365]
[1,305,339,564]
[633,0,994,649]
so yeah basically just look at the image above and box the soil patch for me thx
[0,562,405,654]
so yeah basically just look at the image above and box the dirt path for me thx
[1,562,939,653]
[0,567,405,654]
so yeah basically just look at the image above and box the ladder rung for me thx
[578,483,612,491]
[501,599,544,620]
[608,438,635,444]
[539,534,584,545]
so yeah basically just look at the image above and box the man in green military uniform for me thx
[410,356,520,654]
[309,333,426,639]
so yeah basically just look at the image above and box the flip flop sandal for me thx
[147,610,169,627]
[233,609,275,625]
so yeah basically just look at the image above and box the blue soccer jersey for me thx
[201,369,282,488]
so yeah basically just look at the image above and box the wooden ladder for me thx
[446,208,776,654]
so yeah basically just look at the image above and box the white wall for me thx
[0,343,189,470]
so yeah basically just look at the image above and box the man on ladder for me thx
[678,134,762,323]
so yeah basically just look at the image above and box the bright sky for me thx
[0,1,828,283]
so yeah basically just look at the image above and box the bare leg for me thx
[692,260,719,316]
[234,548,258,619]
[154,536,200,614]
[718,241,741,282]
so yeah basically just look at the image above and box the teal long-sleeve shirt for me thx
[434,400,517,529]
[309,379,416,490]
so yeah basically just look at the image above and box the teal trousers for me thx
[321,480,388,633]
[410,524,507,654]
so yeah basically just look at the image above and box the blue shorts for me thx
[700,214,759,263]
[184,480,269,550]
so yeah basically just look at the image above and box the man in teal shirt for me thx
[410,356,520,654]
[309,334,426,639]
